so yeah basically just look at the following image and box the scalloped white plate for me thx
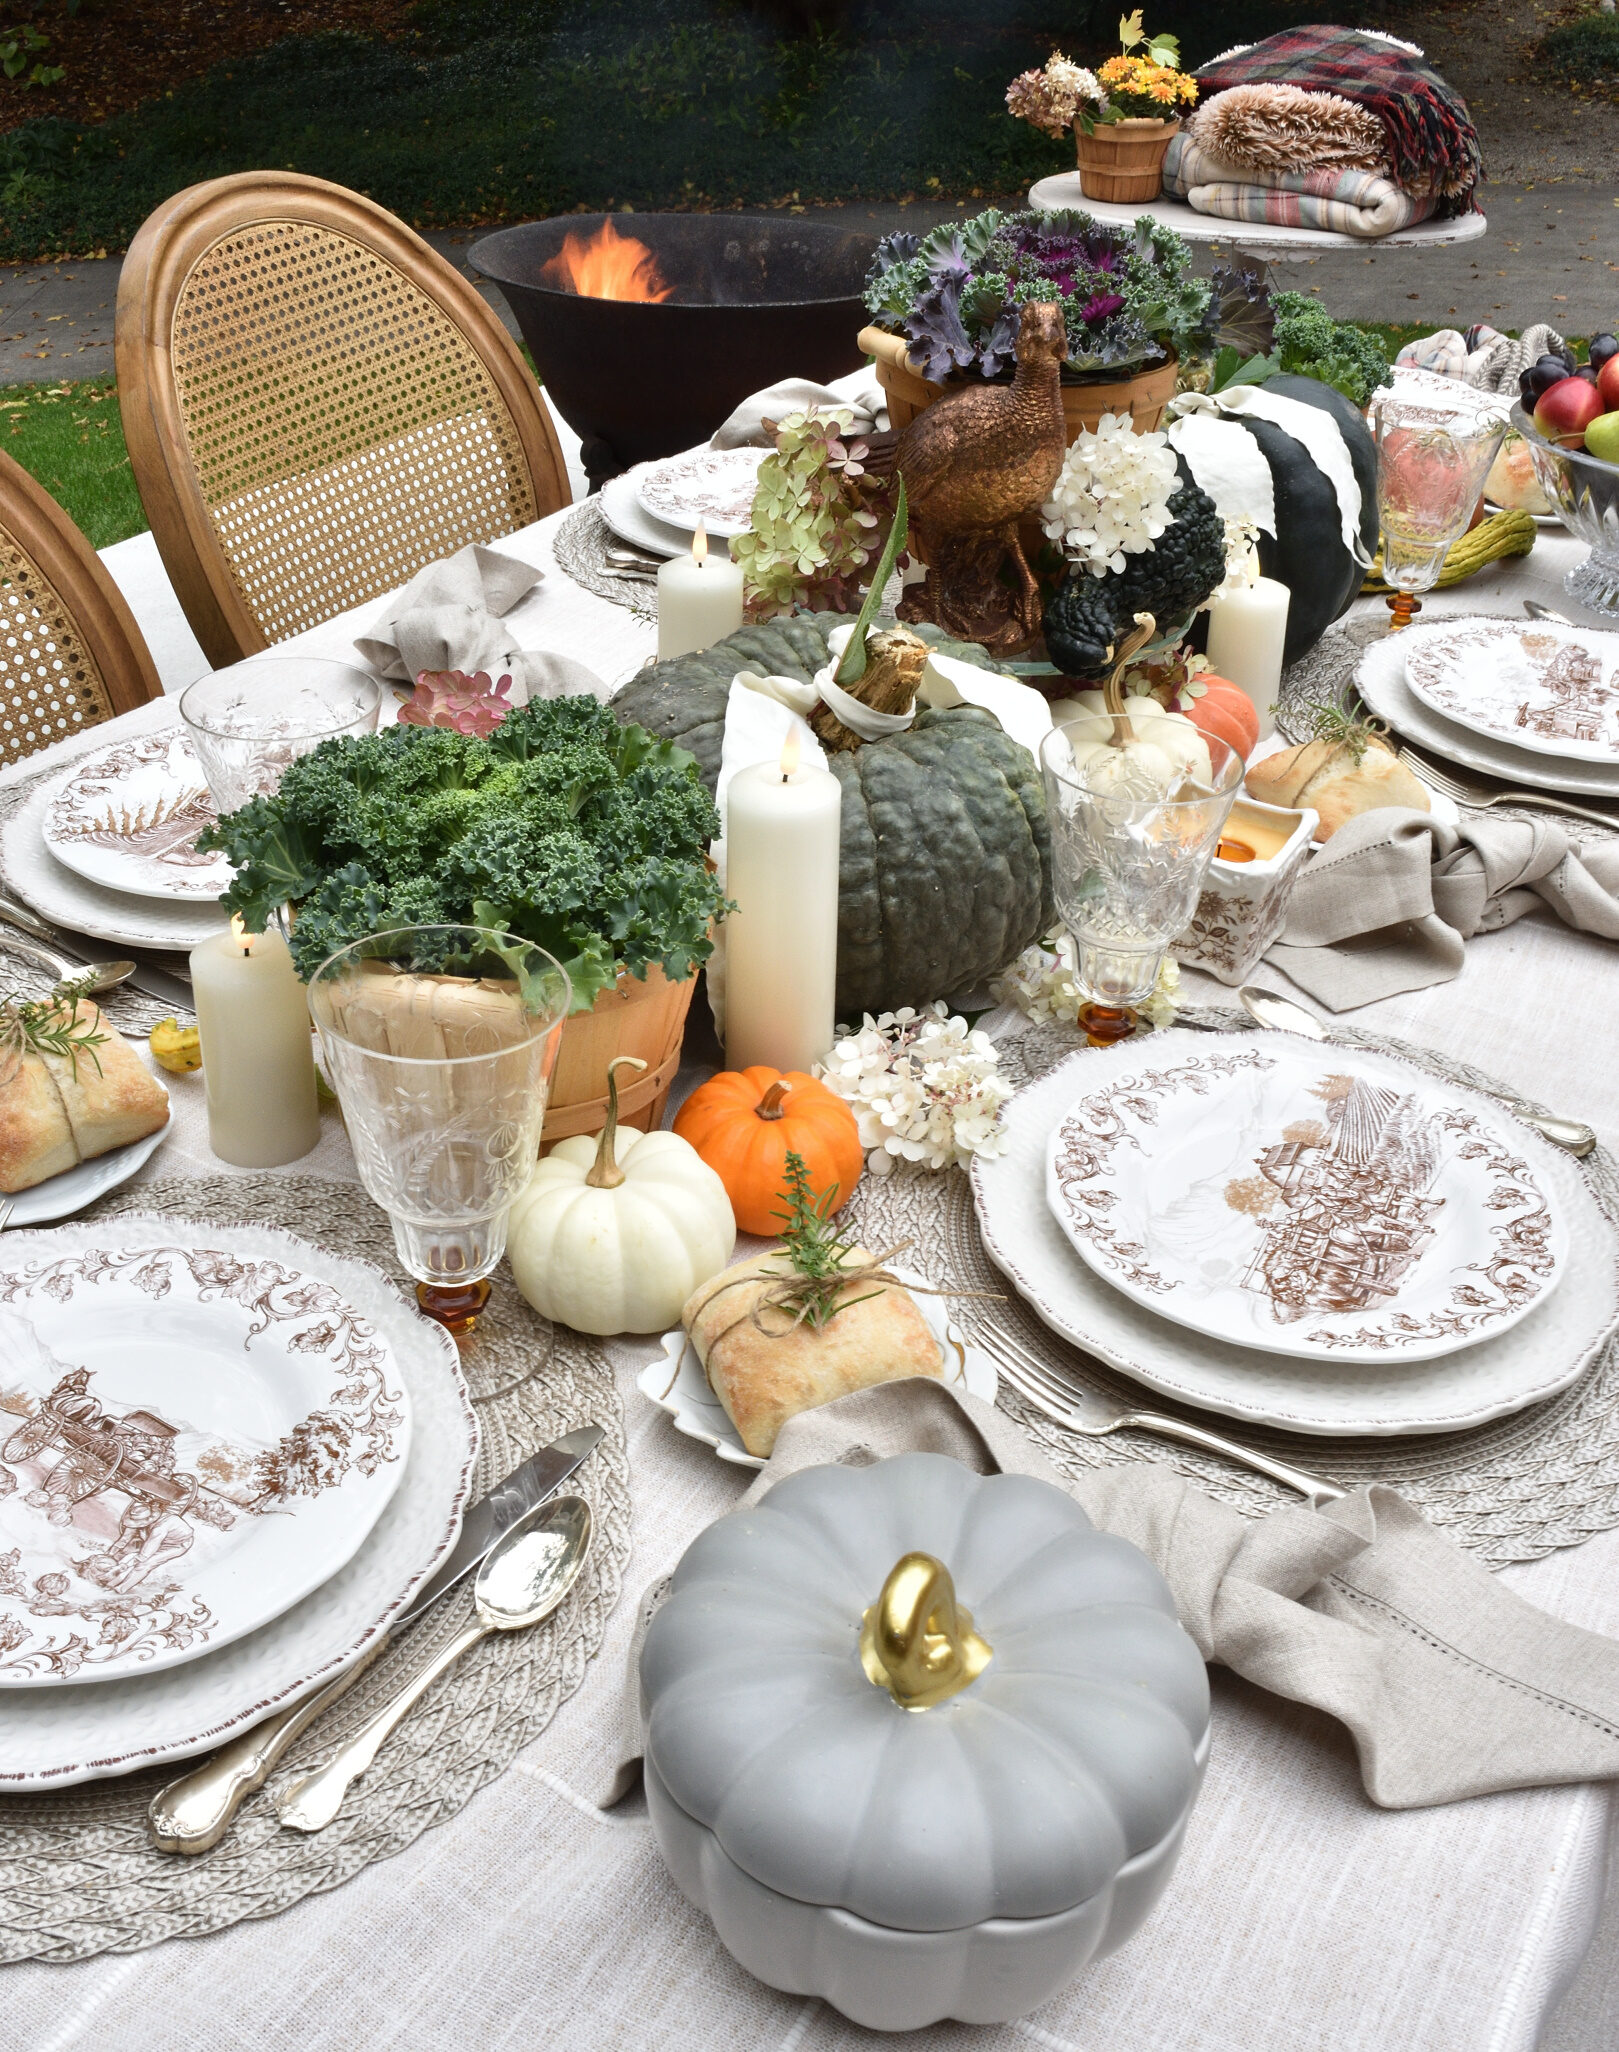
[638,1265,997,1468]
[1403,619,1619,765]
[972,1031,1619,1437]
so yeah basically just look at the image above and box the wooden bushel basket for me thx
[542,963,696,1150]
[1073,117,1180,203]
[858,326,1178,441]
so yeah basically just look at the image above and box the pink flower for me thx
[398,670,515,737]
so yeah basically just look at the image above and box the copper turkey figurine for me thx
[892,300,1068,655]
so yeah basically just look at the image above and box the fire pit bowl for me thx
[469,214,878,488]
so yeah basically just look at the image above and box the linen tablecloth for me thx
[5,509,1619,2052]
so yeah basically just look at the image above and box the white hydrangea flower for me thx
[1041,415,1180,578]
[1046,54,1103,111]
[815,1004,1012,1173]
[990,934,1181,1030]
[1210,517,1261,602]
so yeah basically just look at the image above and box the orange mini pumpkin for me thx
[1186,676,1260,760]
[673,1067,863,1237]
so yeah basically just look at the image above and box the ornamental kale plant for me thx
[196,696,725,1014]
[863,207,1213,385]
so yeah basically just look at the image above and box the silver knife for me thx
[147,1423,605,1854]
[0,895,195,1010]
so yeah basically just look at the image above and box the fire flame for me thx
[780,726,801,780]
[539,219,672,303]
[691,521,708,567]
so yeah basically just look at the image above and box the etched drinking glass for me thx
[1373,396,1507,629]
[180,658,383,813]
[1039,715,1242,1044]
[307,925,571,1335]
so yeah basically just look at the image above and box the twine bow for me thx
[699,1239,1002,1361]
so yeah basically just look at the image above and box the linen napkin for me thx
[1265,807,1619,1010]
[605,1379,1619,1811]
[354,543,607,702]
[709,366,888,450]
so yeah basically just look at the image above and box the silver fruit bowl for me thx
[1511,401,1619,618]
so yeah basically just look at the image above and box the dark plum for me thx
[1590,334,1619,370]
[1528,356,1570,397]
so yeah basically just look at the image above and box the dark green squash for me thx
[611,617,1053,1020]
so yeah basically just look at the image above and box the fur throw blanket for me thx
[1164,133,1434,239]
[1195,27,1484,216]
[1188,84,1386,177]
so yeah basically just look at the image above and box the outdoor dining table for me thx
[6,496,1619,2052]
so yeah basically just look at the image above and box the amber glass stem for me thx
[1077,1003,1139,1048]
[415,1277,492,1338]
[1385,590,1423,631]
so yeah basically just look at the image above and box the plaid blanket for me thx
[1163,133,1435,238]
[1194,28,1482,216]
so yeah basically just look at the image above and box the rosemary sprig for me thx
[0,971,108,1086]
[1291,697,1387,765]
[769,1150,880,1331]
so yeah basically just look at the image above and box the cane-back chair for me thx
[0,447,163,768]
[116,173,571,670]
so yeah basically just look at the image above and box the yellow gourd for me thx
[148,1017,202,1074]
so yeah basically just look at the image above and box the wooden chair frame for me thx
[115,172,572,670]
[0,446,163,764]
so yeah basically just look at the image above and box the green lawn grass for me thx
[2,381,146,549]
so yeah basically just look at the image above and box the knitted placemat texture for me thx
[0,1173,629,1967]
[551,499,658,620]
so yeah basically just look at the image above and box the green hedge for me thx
[1540,9,1619,81]
[0,0,1357,262]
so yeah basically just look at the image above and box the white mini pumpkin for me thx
[508,1057,736,1335]
[1047,689,1214,792]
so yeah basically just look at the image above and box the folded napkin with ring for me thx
[1264,805,1619,1010]
[354,543,608,703]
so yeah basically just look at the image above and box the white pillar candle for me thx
[189,917,321,1168]
[723,729,842,1074]
[657,522,745,660]
[1204,574,1291,744]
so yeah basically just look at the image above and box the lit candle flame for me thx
[691,520,708,569]
[780,726,800,781]
[230,914,255,958]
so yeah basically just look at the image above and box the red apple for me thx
[1535,376,1606,447]
[1598,354,1619,414]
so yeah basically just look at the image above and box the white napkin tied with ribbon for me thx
[604,1379,1619,1812]
[1266,806,1619,1009]
[354,543,608,703]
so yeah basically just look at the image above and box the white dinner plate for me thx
[633,444,765,539]
[638,1266,998,1469]
[600,466,702,559]
[43,730,234,902]
[972,1031,1619,1437]
[1403,619,1619,766]
[3,771,230,951]
[1356,623,1619,800]
[0,1226,411,1686]
[1045,1037,1565,1365]
[0,1218,474,1784]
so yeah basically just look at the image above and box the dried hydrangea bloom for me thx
[398,670,515,737]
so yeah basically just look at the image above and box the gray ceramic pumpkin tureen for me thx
[640,1452,1210,2031]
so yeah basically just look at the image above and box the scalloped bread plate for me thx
[1402,619,1619,765]
[973,1031,1618,1437]
[639,1266,998,1468]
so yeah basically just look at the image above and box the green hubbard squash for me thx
[610,616,1054,1021]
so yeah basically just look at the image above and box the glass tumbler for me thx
[180,658,383,813]
[1039,714,1242,1043]
[308,926,572,1334]
[1373,397,1507,629]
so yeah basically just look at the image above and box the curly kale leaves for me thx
[197,697,724,1013]
[1208,281,1390,412]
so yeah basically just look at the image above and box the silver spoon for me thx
[1237,985,1597,1157]
[275,1493,593,1833]
[1523,600,1575,626]
[0,931,135,996]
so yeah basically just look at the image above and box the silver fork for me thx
[974,1318,1345,1504]
[1396,744,1619,833]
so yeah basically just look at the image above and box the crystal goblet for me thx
[1039,714,1242,1044]
[180,658,383,813]
[1373,396,1507,629]
[307,925,571,1335]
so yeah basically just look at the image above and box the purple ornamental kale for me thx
[902,234,980,382]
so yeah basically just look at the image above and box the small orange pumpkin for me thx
[1186,676,1260,760]
[673,1067,863,1236]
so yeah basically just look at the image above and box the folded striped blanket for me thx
[1163,132,1435,238]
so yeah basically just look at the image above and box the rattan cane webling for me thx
[0,447,162,768]
[116,174,572,668]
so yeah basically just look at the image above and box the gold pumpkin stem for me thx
[1103,611,1159,745]
[755,1079,790,1121]
[860,1551,992,1710]
[585,1055,647,1190]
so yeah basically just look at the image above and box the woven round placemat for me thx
[846,1011,1619,1566]
[552,498,658,620]
[0,1173,629,1967]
